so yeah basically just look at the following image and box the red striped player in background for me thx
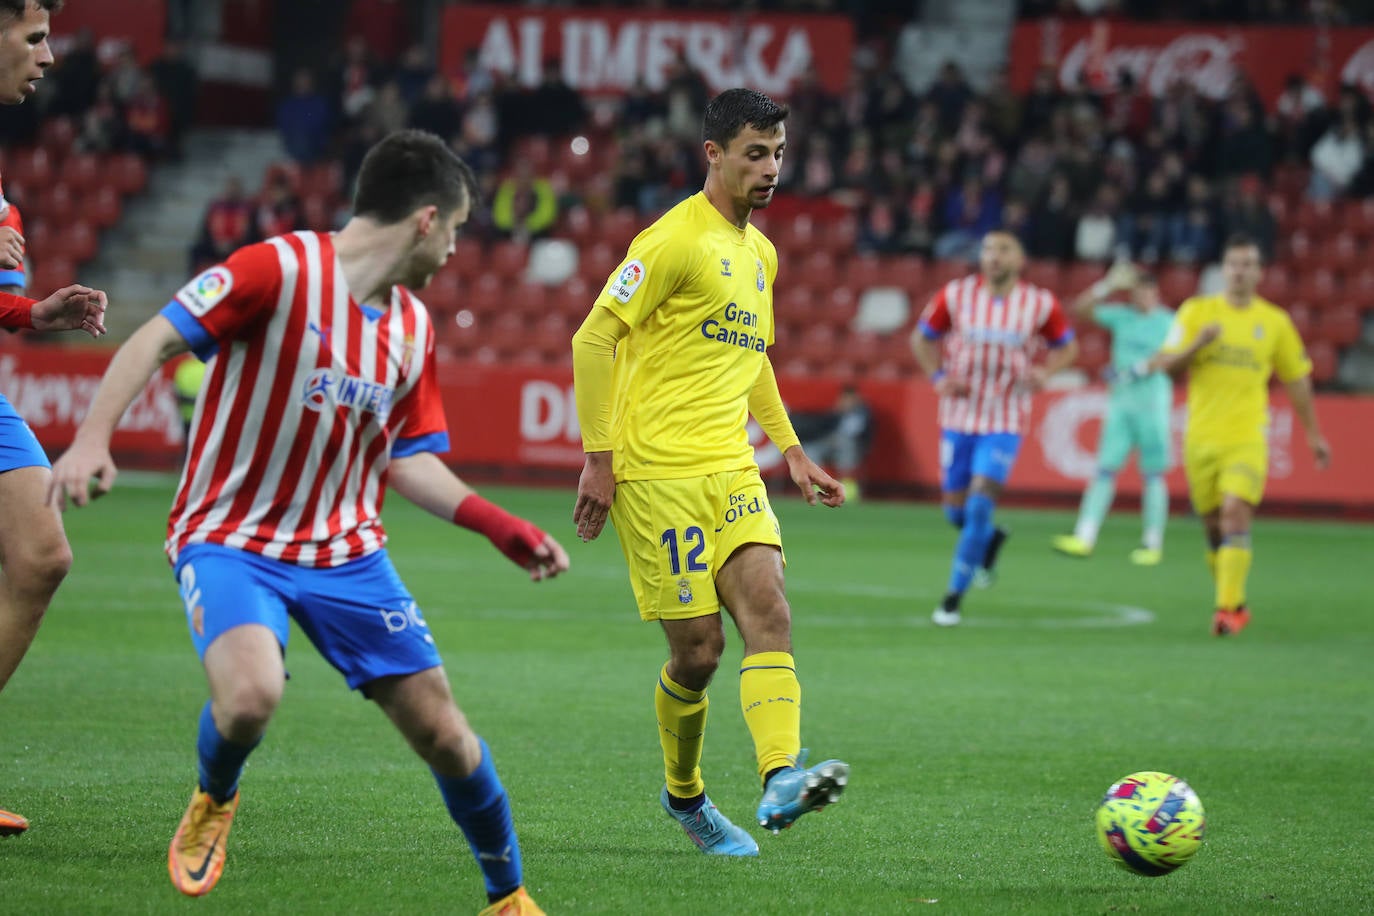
[0,0,109,840]
[911,230,1079,626]
[50,130,561,915]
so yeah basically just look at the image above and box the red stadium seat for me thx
[1287,303,1315,339]
[489,240,528,278]
[1023,259,1062,292]
[1063,262,1103,295]
[1257,271,1291,302]
[60,153,101,195]
[1294,268,1339,307]
[1157,265,1199,305]
[797,251,838,292]
[5,147,52,190]
[601,208,640,251]
[39,116,76,162]
[1293,199,1335,239]
[109,153,148,195]
[1320,232,1362,273]
[580,242,621,286]
[30,256,76,293]
[822,213,859,254]
[301,193,334,231]
[1314,305,1362,346]
[1307,340,1338,384]
[883,255,927,296]
[558,206,596,248]
[1266,192,1289,229]
[38,182,76,226]
[264,161,303,195]
[301,162,343,200]
[87,186,122,230]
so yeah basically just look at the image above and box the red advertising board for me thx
[14,347,1373,514]
[439,4,854,96]
[1009,19,1374,106]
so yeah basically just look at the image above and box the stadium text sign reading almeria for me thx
[440,5,854,95]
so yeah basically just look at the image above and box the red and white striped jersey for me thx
[159,231,450,568]
[918,275,1072,434]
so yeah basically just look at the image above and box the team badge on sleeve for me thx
[609,260,646,303]
[756,259,766,292]
[177,266,235,316]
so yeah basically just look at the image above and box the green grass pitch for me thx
[2,477,1370,914]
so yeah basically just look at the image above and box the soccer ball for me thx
[1095,771,1205,876]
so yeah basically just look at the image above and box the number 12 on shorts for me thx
[661,526,709,575]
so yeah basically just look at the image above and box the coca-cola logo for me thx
[1059,33,1240,99]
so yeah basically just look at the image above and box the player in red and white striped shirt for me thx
[50,131,560,915]
[911,231,1078,626]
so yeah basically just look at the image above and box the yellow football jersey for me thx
[1161,293,1312,445]
[592,192,778,481]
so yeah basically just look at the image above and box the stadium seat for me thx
[1157,265,1199,305]
[601,208,640,251]
[777,285,816,321]
[451,238,483,277]
[30,255,75,292]
[883,255,927,296]
[1308,340,1338,384]
[852,287,910,334]
[39,182,76,226]
[301,162,343,200]
[928,259,967,289]
[1293,199,1335,238]
[1321,232,1362,273]
[60,153,101,195]
[1064,262,1103,295]
[109,153,148,196]
[797,251,839,292]
[5,147,52,190]
[1023,259,1062,291]
[87,186,122,230]
[1315,305,1362,346]
[264,161,303,194]
[558,206,596,249]
[489,240,528,277]
[580,242,621,286]
[39,116,75,162]
[1295,268,1339,306]
[1340,198,1374,240]
[1257,271,1291,302]
[1266,192,1289,228]
[823,213,859,254]
[1287,302,1314,339]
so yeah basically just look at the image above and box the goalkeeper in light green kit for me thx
[1053,263,1176,565]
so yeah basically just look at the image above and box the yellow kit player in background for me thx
[1151,234,1330,636]
[570,88,849,856]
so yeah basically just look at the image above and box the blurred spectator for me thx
[456,90,500,175]
[253,173,302,240]
[1309,112,1364,201]
[363,80,409,138]
[491,163,559,243]
[1170,176,1217,264]
[277,69,333,164]
[1028,172,1077,261]
[935,176,1003,262]
[452,48,495,103]
[1074,184,1121,262]
[106,47,143,105]
[336,35,379,125]
[48,27,99,117]
[125,74,172,160]
[1215,98,1274,179]
[189,177,253,273]
[393,44,433,106]
[1120,168,1176,263]
[981,69,1024,145]
[1021,66,1061,138]
[75,82,126,154]
[149,40,199,160]
[1220,177,1277,260]
[856,199,904,254]
[928,61,973,134]
[1104,70,1153,142]
[530,60,588,138]
[1275,72,1327,160]
[1000,197,1034,249]
[900,180,937,256]
[408,73,462,142]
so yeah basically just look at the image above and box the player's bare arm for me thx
[48,315,187,509]
[31,284,108,337]
[911,332,969,396]
[1024,336,1080,392]
[1282,375,1331,469]
[389,451,570,581]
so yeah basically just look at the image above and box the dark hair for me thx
[702,88,789,149]
[0,0,61,21]
[352,129,478,224]
[1223,232,1262,261]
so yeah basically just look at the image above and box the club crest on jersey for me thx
[178,266,234,316]
[609,259,645,303]
[301,367,394,418]
[1253,324,1264,339]
[401,333,416,375]
[756,259,766,291]
[677,577,694,604]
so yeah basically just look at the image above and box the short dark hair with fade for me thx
[0,0,62,22]
[1223,232,1263,261]
[352,129,478,225]
[702,88,789,149]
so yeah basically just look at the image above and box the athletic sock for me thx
[739,651,801,784]
[655,665,708,802]
[433,738,522,902]
[1073,472,1117,546]
[949,492,996,593]
[196,701,259,804]
[1141,474,1168,551]
[1216,534,1252,610]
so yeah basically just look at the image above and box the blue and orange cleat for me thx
[660,787,759,856]
[168,788,239,897]
[1211,606,1251,637]
[0,808,28,836]
[478,886,545,916]
[757,750,849,834]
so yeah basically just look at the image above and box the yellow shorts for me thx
[1184,440,1267,514]
[609,467,784,621]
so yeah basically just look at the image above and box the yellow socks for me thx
[739,651,801,783]
[1216,541,1252,610]
[1205,549,1218,582]
[655,666,707,800]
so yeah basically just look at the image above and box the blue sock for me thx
[948,492,996,594]
[196,701,259,804]
[943,503,966,528]
[433,738,522,901]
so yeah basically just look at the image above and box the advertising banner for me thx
[1009,19,1374,106]
[439,4,855,96]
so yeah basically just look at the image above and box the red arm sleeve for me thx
[1038,294,1073,345]
[0,290,36,329]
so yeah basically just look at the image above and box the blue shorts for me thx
[0,393,49,473]
[939,430,1023,492]
[173,543,442,691]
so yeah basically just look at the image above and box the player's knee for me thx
[5,532,72,600]
[216,682,281,739]
[671,637,724,688]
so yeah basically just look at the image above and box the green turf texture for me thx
[2,478,1369,914]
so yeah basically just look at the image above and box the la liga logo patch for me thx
[609,259,646,303]
[178,266,234,316]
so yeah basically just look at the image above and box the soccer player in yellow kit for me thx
[570,89,849,855]
[1154,234,1331,636]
